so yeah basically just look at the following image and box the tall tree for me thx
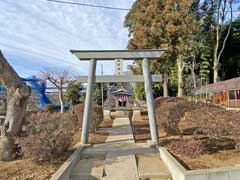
[124,0,172,97]
[125,0,199,97]
[0,51,31,161]
[212,0,234,82]
[158,0,199,97]
[220,17,240,79]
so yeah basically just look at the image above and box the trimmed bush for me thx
[18,112,75,162]
[155,97,197,136]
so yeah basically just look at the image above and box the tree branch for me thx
[217,0,233,64]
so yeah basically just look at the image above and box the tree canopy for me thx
[125,0,240,97]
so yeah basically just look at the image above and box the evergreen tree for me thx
[93,83,107,106]
[65,81,83,105]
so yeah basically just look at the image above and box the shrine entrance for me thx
[71,49,166,145]
[112,89,132,108]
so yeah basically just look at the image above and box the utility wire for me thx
[46,0,131,11]
[46,0,240,13]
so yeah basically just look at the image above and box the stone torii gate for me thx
[71,49,166,145]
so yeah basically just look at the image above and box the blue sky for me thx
[0,0,135,77]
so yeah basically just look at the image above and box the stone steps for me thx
[68,115,172,180]
[102,153,139,180]
[70,153,172,180]
[70,155,105,180]
[137,154,172,180]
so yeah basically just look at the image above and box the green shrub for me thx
[18,112,76,162]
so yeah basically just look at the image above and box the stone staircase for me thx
[70,151,171,180]
[69,115,171,180]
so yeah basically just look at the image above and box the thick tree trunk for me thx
[0,50,31,161]
[59,89,64,113]
[177,58,184,97]
[163,72,169,97]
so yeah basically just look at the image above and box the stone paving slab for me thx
[70,156,105,180]
[103,153,139,180]
[102,117,139,179]
[105,117,134,143]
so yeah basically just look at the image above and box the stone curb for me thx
[158,146,240,180]
[50,143,91,180]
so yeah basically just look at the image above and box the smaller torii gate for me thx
[76,75,162,109]
[71,49,166,145]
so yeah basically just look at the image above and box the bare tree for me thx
[177,55,186,97]
[0,50,31,161]
[41,68,71,113]
[213,0,233,83]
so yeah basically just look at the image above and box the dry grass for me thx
[174,150,240,170]
[0,152,72,180]
[0,116,113,179]
[72,117,113,145]
[131,100,240,170]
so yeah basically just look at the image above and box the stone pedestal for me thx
[0,136,16,161]
[132,108,142,121]
[103,109,111,120]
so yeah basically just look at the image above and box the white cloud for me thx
[0,0,135,76]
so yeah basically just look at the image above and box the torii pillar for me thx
[81,59,97,144]
[142,58,159,143]
[71,49,166,145]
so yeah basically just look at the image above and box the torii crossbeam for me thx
[71,49,166,145]
[76,75,162,83]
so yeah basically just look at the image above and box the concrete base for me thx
[147,140,158,147]
[0,136,16,161]
[79,143,92,148]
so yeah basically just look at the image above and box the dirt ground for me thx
[0,118,113,180]
[131,110,166,143]
[131,106,240,170]
[131,119,151,143]
[73,118,113,145]
[173,150,240,170]
[0,153,72,180]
